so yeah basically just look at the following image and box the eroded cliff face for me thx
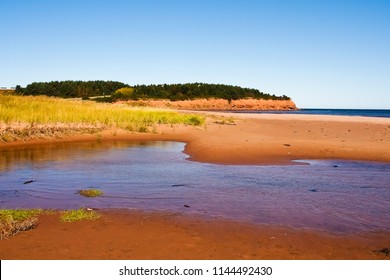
[124,98,297,111]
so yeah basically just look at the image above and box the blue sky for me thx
[1,0,389,108]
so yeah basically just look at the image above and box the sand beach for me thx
[1,112,390,259]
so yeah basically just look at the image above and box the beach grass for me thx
[60,208,101,222]
[0,94,205,141]
[0,208,43,239]
[78,189,103,197]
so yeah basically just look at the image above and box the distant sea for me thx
[231,109,390,118]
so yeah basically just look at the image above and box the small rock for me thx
[309,189,317,192]
[183,205,190,208]
[23,180,35,185]
[172,184,186,187]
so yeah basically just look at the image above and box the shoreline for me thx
[1,112,390,259]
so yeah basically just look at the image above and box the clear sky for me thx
[1,0,389,109]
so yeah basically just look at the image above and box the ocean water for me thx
[1,141,389,233]
[229,109,390,118]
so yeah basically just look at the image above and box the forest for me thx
[15,81,127,98]
[15,81,291,101]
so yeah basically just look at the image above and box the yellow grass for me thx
[0,94,205,141]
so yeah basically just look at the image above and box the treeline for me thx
[15,81,290,101]
[125,83,290,101]
[16,81,127,98]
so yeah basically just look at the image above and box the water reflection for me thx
[1,141,389,233]
[0,141,176,172]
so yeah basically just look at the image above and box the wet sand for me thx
[0,210,389,260]
[1,112,390,259]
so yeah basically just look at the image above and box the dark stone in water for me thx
[333,165,339,168]
[183,205,190,208]
[172,184,187,187]
[23,180,35,185]
[309,189,317,192]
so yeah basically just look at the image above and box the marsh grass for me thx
[0,209,43,239]
[0,94,205,142]
[78,189,103,197]
[60,208,101,222]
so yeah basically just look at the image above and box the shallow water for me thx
[1,141,389,233]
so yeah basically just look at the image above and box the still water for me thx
[1,141,389,233]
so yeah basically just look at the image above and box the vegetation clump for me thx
[60,208,101,223]
[213,116,236,125]
[78,188,103,197]
[0,208,102,238]
[0,209,43,239]
[374,248,390,257]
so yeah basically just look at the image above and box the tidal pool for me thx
[1,141,389,233]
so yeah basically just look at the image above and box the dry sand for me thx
[1,112,390,259]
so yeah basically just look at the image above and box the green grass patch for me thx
[60,208,101,222]
[0,94,205,133]
[78,189,103,197]
[214,117,236,125]
[0,209,43,239]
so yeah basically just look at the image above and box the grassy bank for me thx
[0,94,204,142]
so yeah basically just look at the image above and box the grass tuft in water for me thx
[78,189,103,197]
[60,208,101,222]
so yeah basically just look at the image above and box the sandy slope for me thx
[122,98,297,111]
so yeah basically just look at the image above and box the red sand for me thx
[1,211,389,260]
